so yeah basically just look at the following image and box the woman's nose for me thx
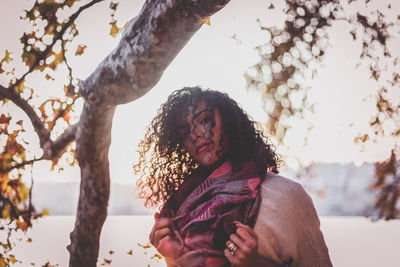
[190,124,204,140]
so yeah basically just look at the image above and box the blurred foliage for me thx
[246,0,400,219]
[0,0,124,264]
[372,150,399,219]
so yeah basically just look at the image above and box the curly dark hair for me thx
[134,87,280,208]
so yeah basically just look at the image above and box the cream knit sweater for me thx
[254,172,333,267]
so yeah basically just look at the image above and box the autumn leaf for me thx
[0,257,6,267]
[16,220,28,232]
[45,74,54,80]
[268,3,274,9]
[8,255,17,264]
[127,249,133,255]
[101,258,112,265]
[0,114,11,124]
[63,111,71,125]
[27,237,32,243]
[109,2,118,11]
[0,50,13,73]
[65,0,78,7]
[204,17,211,25]
[109,21,119,37]
[137,242,151,249]
[109,250,114,255]
[151,253,163,260]
[1,49,13,64]
[14,79,25,94]
[41,209,49,216]
[75,44,87,56]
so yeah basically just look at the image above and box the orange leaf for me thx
[0,114,11,124]
[45,74,54,80]
[75,44,87,56]
[204,18,211,25]
[16,220,28,232]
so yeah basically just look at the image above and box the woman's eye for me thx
[200,117,211,124]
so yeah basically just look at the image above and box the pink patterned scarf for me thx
[160,161,261,266]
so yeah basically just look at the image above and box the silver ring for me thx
[228,242,238,255]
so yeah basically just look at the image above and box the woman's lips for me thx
[196,141,212,153]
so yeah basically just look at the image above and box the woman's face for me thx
[183,100,226,168]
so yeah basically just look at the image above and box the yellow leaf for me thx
[109,21,119,38]
[9,255,16,264]
[41,208,49,216]
[14,80,25,94]
[127,249,133,255]
[1,49,12,64]
[0,257,6,267]
[204,18,211,25]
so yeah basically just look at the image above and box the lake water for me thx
[7,216,400,267]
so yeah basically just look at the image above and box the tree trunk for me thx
[67,0,230,265]
[67,103,115,267]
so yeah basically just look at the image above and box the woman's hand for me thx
[224,221,258,267]
[149,212,181,260]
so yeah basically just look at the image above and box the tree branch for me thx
[11,0,105,90]
[0,85,78,160]
[0,158,44,174]
[51,123,78,158]
[0,84,51,155]
[79,0,231,106]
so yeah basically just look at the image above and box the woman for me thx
[134,87,332,266]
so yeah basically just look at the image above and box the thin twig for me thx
[11,0,105,90]
[0,158,44,174]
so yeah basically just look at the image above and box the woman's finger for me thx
[154,217,173,229]
[224,248,240,265]
[234,221,258,240]
[154,227,172,246]
[235,228,257,250]
[229,233,245,249]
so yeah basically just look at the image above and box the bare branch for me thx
[0,84,50,154]
[51,123,78,158]
[0,85,78,160]
[79,0,231,106]
[0,158,44,174]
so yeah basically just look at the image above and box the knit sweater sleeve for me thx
[253,172,333,267]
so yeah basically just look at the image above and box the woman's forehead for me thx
[185,100,211,121]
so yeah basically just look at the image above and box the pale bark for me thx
[68,0,231,266]
[80,0,230,105]
[68,104,115,266]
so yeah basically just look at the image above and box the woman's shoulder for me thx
[260,172,314,213]
[254,171,333,266]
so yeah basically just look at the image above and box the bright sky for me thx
[1,0,399,182]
